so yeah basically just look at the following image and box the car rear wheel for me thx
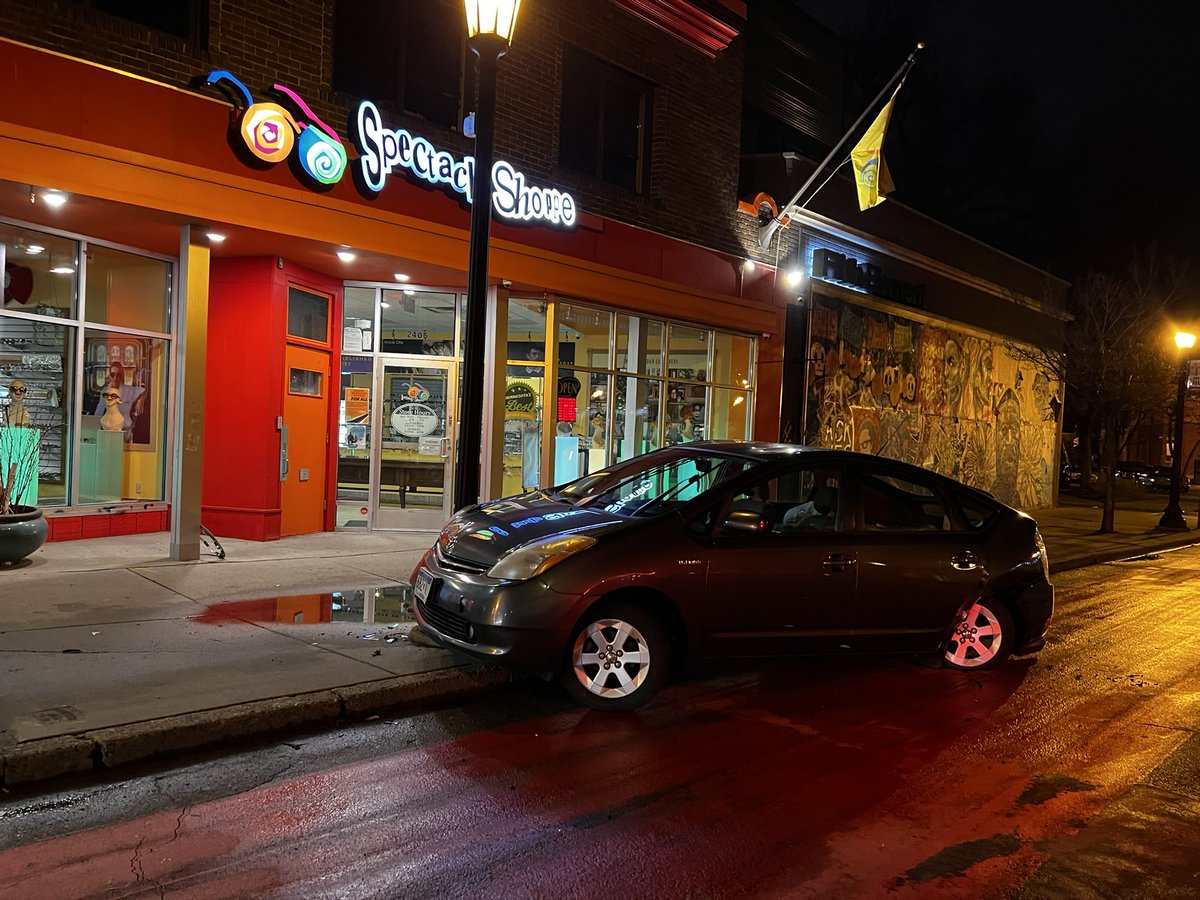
[943,597,1013,670]
[561,602,669,711]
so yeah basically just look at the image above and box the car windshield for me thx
[556,448,751,517]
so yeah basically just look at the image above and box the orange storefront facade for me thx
[0,37,786,545]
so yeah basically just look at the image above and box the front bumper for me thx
[1014,581,1054,654]
[412,560,584,673]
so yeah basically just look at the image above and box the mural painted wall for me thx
[803,294,1062,509]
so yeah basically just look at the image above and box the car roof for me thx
[680,441,1001,503]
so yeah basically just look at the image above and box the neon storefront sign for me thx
[206,71,577,228]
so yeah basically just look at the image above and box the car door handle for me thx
[951,551,978,571]
[822,553,856,574]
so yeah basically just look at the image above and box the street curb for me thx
[0,666,509,789]
[1049,535,1200,574]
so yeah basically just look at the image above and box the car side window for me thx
[859,472,950,532]
[954,491,998,530]
[722,466,842,535]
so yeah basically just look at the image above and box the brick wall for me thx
[0,0,749,259]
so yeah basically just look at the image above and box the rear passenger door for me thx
[700,463,857,658]
[848,465,987,652]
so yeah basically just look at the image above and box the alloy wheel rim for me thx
[572,617,650,698]
[945,602,1003,668]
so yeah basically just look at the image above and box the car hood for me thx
[439,492,631,567]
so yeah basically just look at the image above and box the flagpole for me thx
[757,41,925,251]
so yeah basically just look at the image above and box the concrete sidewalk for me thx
[2,492,1198,789]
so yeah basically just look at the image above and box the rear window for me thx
[860,473,951,532]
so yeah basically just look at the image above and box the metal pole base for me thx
[1158,505,1188,530]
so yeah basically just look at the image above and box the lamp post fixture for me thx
[1158,329,1196,529]
[454,0,521,511]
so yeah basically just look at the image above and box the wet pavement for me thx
[0,488,1198,789]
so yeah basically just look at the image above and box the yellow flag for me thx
[851,98,896,210]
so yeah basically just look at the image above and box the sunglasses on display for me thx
[103,392,120,400]
[9,388,26,394]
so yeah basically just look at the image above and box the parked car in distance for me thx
[1115,460,1154,481]
[412,443,1055,710]
[1140,465,1191,492]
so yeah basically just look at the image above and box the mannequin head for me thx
[6,380,31,427]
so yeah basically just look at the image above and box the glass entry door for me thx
[373,357,455,531]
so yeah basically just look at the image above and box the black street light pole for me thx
[1159,331,1195,529]
[454,4,518,512]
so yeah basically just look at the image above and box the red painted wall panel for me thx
[202,257,341,540]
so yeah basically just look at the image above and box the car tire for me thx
[561,602,670,711]
[943,596,1014,670]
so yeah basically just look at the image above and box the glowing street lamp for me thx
[455,0,521,511]
[1159,329,1196,529]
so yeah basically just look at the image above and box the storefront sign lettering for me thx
[355,101,576,227]
[205,72,578,227]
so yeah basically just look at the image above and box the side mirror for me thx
[723,509,767,533]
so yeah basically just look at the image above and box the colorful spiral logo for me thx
[297,125,348,185]
[241,103,299,163]
[273,83,348,186]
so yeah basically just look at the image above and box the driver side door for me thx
[699,463,857,659]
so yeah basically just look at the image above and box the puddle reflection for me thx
[196,585,416,626]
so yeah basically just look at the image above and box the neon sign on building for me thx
[206,71,577,229]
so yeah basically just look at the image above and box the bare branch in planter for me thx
[0,404,49,515]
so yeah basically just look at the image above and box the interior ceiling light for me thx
[743,259,756,272]
[50,266,75,274]
[337,249,356,263]
[25,244,44,255]
[41,191,68,209]
[393,272,410,281]
[403,288,415,295]
[785,269,804,286]
[207,232,226,243]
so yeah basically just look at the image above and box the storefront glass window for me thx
[559,303,610,368]
[711,330,754,389]
[84,244,170,332]
[1,316,72,507]
[615,314,662,375]
[501,369,543,497]
[341,286,376,353]
[336,354,373,528]
[80,329,168,503]
[1,222,78,319]
[379,289,457,355]
[508,297,548,372]
[707,386,753,442]
[613,374,659,462]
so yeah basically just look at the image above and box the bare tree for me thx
[1007,251,1182,532]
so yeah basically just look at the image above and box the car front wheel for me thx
[943,597,1014,670]
[561,602,670,711]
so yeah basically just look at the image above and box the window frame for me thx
[559,45,653,194]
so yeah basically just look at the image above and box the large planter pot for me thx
[0,505,48,567]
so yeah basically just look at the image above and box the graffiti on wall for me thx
[804,296,1061,508]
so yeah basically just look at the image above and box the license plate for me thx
[414,568,435,603]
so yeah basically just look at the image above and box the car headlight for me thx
[1034,529,1051,581]
[488,534,597,581]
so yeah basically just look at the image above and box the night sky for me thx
[791,1,1199,298]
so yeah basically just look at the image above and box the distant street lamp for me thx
[455,0,521,511]
[1158,329,1196,529]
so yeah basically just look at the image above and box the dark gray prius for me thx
[411,442,1054,711]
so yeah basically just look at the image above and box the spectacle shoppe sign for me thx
[206,70,577,229]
